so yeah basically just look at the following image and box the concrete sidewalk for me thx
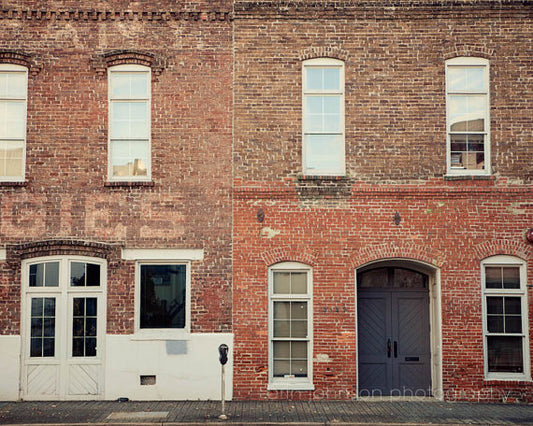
[1,400,533,425]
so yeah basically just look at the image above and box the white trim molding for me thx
[122,248,204,261]
[0,248,6,261]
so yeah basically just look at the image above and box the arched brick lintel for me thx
[473,239,532,262]
[92,50,167,79]
[6,239,122,262]
[350,243,445,270]
[0,50,41,76]
[261,245,317,267]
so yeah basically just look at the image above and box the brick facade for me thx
[0,0,233,335]
[1,0,532,403]
[233,1,533,402]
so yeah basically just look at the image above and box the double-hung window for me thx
[482,256,530,380]
[0,64,27,181]
[302,58,345,176]
[269,262,313,390]
[108,65,151,181]
[446,57,490,175]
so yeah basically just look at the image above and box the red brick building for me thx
[0,0,233,400]
[232,1,533,402]
[1,0,533,403]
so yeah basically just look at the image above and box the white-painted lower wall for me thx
[0,335,21,400]
[105,333,234,401]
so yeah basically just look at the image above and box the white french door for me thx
[21,257,106,400]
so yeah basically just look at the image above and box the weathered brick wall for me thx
[233,1,533,401]
[0,0,233,334]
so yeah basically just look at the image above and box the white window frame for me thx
[302,58,345,176]
[108,64,151,182]
[0,63,27,182]
[445,57,490,176]
[268,262,314,390]
[127,249,201,340]
[481,255,530,381]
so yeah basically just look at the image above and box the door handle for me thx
[387,339,391,358]
[394,341,398,358]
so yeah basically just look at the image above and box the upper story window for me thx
[446,57,490,175]
[268,262,314,390]
[302,58,345,176]
[108,64,151,181]
[481,256,530,381]
[0,64,27,182]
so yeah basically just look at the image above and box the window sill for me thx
[444,174,494,181]
[268,381,315,391]
[131,329,191,341]
[105,181,154,188]
[484,374,531,383]
[297,174,350,182]
[0,181,27,187]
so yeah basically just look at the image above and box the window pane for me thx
[291,320,308,338]
[86,263,101,286]
[305,96,340,133]
[71,262,86,286]
[291,360,308,377]
[449,96,485,132]
[111,140,149,177]
[291,302,307,320]
[273,341,290,358]
[44,262,59,287]
[274,302,290,320]
[273,320,290,338]
[291,272,307,294]
[506,317,522,334]
[273,272,290,294]
[140,264,186,329]
[505,297,521,315]
[273,360,290,377]
[30,297,55,358]
[487,336,523,373]
[305,134,343,173]
[112,72,148,98]
[306,68,323,90]
[487,297,503,314]
[487,315,504,333]
[0,101,26,138]
[291,341,307,359]
[0,140,24,171]
[0,72,26,98]
[29,264,43,287]
[448,66,485,92]
[502,267,520,289]
[485,267,502,289]
[323,68,340,90]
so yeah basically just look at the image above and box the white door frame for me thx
[355,258,442,400]
[20,256,107,400]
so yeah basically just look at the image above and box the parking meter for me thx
[219,344,228,365]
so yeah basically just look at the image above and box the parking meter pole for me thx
[218,344,229,420]
[220,364,226,418]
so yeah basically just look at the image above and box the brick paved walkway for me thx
[1,400,533,425]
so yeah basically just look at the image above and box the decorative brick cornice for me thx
[261,245,317,266]
[473,240,532,261]
[351,242,446,269]
[0,9,232,22]
[234,0,533,19]
[0,50,41,76]
[91,50,167,79]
